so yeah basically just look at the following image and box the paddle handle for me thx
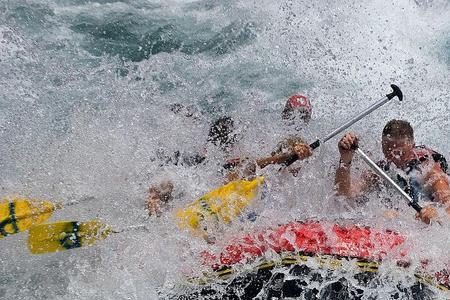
[115,224,149,234]
[309,140,321,150]
[355,148,422,213]
[321,84,402,144]
[285,84,402,167]
[408,201,423,213]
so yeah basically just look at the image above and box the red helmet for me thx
[282,95,312,121]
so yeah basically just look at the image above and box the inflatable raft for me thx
[171,221,449,299]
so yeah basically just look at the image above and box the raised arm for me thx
[334,133,377,197]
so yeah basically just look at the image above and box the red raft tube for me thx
[200,220,449,291]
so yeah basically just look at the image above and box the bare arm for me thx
[224,143,312,182]
[334,133,378,197]
[335,161,354,196]
[334,163,373,197]
[426,164,450,204]
[255,153,297,169]
[425,163,450,218]
[335,133,358,197]
[415,163,450,224]
[257,142,313,169]
[225,153,297,182]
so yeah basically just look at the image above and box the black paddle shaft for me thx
[284,84,403,167]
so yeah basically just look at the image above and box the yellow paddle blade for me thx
[0,198,56,239]
[176,176,264,235]
[28,220,113,254]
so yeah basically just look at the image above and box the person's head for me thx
[207,116,236,152]
[381,119,415,167]
[282,95,312,124]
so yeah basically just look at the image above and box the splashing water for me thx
[1,0,449,299]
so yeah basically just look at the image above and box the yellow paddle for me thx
[27,220,112,254]
[0,196,95,239]
[176,176,264,237]
[0,198,57,238]
[27,220,147,254]
[26,178,264,254]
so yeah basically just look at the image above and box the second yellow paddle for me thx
[28,220,113,254]
[28,220,147,254]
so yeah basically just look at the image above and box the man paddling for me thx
[224,94,314,179]
[335,119,450,224]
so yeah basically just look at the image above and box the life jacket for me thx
[378,145,448,203]
[403,145,448,174]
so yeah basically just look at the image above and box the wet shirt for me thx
[377,146,448,204]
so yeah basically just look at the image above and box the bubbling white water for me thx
[0,0,449,299]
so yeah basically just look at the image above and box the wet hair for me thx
[382,119,414,141]
[207,116,236,150]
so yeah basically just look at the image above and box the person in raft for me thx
[272,94,314,176]
[334,119,450,224]
[146,94,315,216]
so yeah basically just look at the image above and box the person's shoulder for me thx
[413,145,447,174]
[413,144,445,158]
[414,145,432,157]
[414,145,446,166]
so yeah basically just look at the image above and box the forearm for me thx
[225,160,257,182]
[335,162,353,197]
[427,167,450,205]
[428,172,450,218]
[432,188,450,218]
[433,188,450,205]
[256,153,296,169]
